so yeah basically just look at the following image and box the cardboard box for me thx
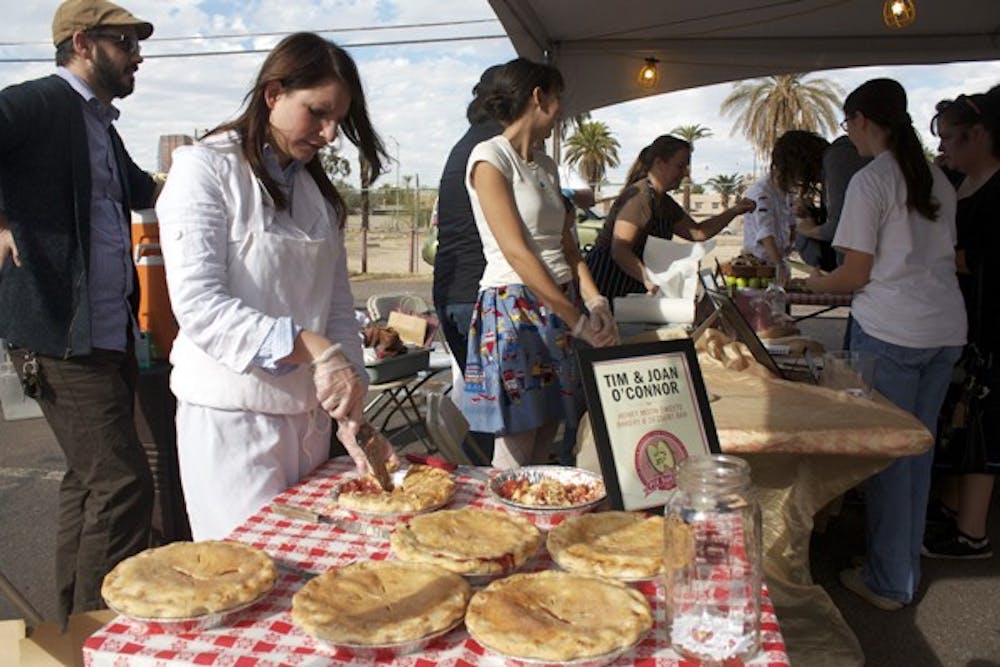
[0,610,116,666]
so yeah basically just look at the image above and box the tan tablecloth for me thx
[577,353,932,667]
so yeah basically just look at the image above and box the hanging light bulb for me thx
[638,58,659,88]
[882,0,916,28]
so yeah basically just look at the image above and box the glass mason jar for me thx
[663,455,762,663]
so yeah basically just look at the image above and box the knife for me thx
[269,502,392,539]
[357,421,394,491]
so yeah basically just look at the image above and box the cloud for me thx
[2,0,998,198]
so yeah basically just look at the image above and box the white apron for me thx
[175,174,340,539]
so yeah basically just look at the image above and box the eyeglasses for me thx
[88,30,141,56]
[839,113,856,132]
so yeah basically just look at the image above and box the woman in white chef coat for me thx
[156,33,396,540]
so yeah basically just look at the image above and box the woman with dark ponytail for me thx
[585,135,755,303]
[795,78,966,610]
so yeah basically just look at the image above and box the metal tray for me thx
[365,347,430,383]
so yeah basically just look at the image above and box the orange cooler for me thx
[132,210,177,359]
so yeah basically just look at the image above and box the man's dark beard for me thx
[93,45,134,99]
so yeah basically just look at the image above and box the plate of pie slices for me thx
[546,511,666,581]
[390,507,542,579]
[292,561,471,657]
[489,466,606,514]
[465,571,653,665]
[101,540,277,632]
[333,464,456,516]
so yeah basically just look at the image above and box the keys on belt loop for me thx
[20,350,41,399]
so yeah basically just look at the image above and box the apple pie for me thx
[546,511,665,580]
[101,540,276,618]
[390,507,541,575]
[336,464,455,514]
[465,570,653,661]
[292,561,471,645]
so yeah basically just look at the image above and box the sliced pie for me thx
[292,561,471,645]
[466,570,652,661]
[101,540,276,618]
[546,511,665,579]
[390,507,541,575]
[336,464,455,514]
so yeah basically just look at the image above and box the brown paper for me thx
[385,311,427,346]
[13,610,116,667]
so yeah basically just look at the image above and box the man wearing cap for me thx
[0,0,156,624]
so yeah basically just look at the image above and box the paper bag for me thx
[386,310,428,346]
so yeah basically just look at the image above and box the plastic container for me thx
[663,455,762,663]
[132,212,178,360]
[365,348,430,384]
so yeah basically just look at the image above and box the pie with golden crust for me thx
[390,507,541,575]
[292,561,471,645]
[546,511,665,580]
[465,570,653,661]
[101,541,276,618]
[336,464,455,514]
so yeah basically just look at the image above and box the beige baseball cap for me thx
[52,0,154,47]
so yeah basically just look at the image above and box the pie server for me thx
[269,502,391,539]
[357,421,394,491]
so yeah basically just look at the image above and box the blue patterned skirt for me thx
[461,283,582,435]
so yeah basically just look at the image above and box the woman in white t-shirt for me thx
[794,78,966,610]
[460,58,618,469]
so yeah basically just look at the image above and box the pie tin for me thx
[310,616,463,659]
[105,587,272,634]
[331,468,455,518]
[550,557,664,584]
[488,466,606,514]
[469,626,649,667]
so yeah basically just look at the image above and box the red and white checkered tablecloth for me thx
[83,458,791,667]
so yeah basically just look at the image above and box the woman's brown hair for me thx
[620,135,691,194]
[770,130,828,198]
[844,78,938,220]
[208,32,387,226]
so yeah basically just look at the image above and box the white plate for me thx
[106,587,272,634]
[310,616,463,658]
[489,466,606,513]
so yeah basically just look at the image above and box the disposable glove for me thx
[312,343,365,421]
[585,295,620,346]
[572,313,617,348]
[337,417,400,477]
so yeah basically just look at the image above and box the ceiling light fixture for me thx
[638,57,659,88]
[882,0,916,29]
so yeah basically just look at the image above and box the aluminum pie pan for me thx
[469,626,649,667]
[105,587,272,634]
[331,468,455,518]
[310,616,463,659]
[488,466,606,513]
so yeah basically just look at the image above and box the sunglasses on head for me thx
[87,30,141,55]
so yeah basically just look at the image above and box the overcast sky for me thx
[3,0,999,198]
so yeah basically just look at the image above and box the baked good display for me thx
[390,507,541,575]
[101,541,276,619]
[336,464,455,514]
[292,561,471,645]
[720,253,775,279]
[491,466,605,509]
[547,511,665,580]
[465,570,653,662]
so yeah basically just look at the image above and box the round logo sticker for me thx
[634,430,689,496]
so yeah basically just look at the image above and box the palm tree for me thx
[552,113,592,163]
[564,121,621,194]
[670,124,713,212]
[705,173,744,209]
[721,73,843,165]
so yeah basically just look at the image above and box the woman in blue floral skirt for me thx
[460,58,618,468]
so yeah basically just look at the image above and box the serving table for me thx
[83,457,791,666]
[578,353,931,667]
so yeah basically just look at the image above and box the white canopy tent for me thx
[487,0,1000,116]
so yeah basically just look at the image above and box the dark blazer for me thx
[0,74,155,358]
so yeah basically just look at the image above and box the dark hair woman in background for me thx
[585,135,755,303]
[923,87,1000,560]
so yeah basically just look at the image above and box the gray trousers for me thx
[12,347,153,624]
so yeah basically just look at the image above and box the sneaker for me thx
[922,532,993,560]
[925,499,958,526]
[838,567,903,611]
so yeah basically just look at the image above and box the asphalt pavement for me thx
[1,276,999,665]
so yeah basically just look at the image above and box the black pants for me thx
[12,347,153,623]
